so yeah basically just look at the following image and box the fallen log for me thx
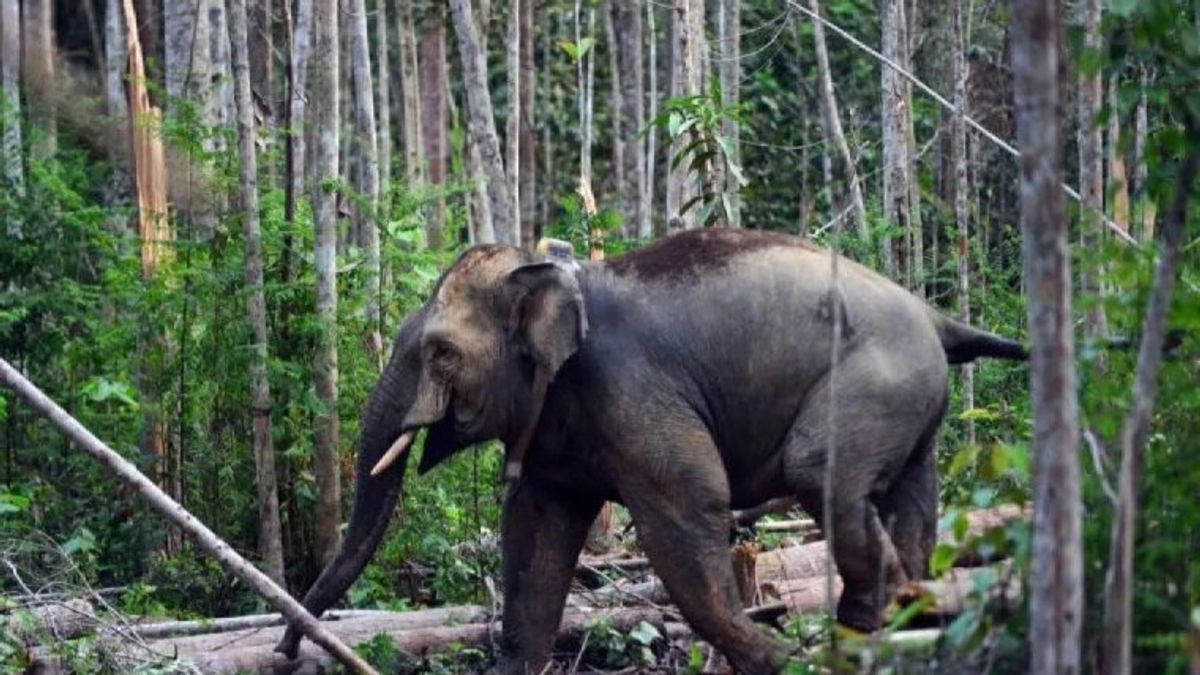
[149,606,667,674]
[755,504,1029,586]
[760,565,1019,617]
[127,605,490,641]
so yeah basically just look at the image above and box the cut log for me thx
[147,606,666,674]
[127,606,489,640]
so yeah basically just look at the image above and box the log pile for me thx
[11,505,1027,673]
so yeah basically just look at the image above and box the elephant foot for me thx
[273,626,302,660]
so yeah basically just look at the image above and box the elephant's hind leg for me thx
[616,425,791,675]
[500,481,601,674]
[876,440,938,581]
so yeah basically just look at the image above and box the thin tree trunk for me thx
[644,0,657,238]
[345,0,382,355]
[518,0,535,248]
[376,0,392,217]
[1133,67,1153,240]
[1106,76,1129,234]
[505,0,521,246]
[603,0,624,233]
[1077,0,1107,339]
[285,0,314,283]
[249,0,274,127]
[575,0,594,194]
[22,0,55,159]
[104,0,130,119]
[1099,129,1198,675]
[716,0,739,227]
[0,360,378,675]
[311,0,342,568]
[229,0,286,586]
[418,7,447,249]
[810,0,866,240]
[397,0,422,184]
[612,0,645,239]
[666,0,701,230]
[951,0,973,446]
[1,0,24,237]
[905,0,922,294]
[881,0,909,276]
[1012,1,1083,672]
[449,0,514,243]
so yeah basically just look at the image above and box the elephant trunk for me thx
[274,369,415,659]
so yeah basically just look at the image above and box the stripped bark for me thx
[0,360,377,675]
[311,0,343,567]
[228,0,286,586]
[1012,1,1083,671]
[1100,131,1198,675]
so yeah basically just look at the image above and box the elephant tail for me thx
[930,311,1028,364]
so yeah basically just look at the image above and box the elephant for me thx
[276,228,1026,674]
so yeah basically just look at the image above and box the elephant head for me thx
[276,244,587,658]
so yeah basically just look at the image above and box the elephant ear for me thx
[502,262,587,481]
[506,262,588,375]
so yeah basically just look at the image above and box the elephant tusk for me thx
[370,430,415,477]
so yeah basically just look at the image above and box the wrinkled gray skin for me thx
[276,229,1025,674]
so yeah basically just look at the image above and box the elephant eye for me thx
[428,341,460,372]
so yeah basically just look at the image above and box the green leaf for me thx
[930,542,958,577]
[628,620,661,646]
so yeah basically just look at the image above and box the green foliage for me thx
[583,618,664,669]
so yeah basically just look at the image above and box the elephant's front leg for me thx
[500,480,601,673]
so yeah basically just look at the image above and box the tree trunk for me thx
[249,0,274,127]
[1,0,24,237]
[1133,67,1153,240]
[602,0,624,232]
[311,0,342,568]
[345,0,382,354]
[448,0,515,244]
[418,7,447,248]
[104,0,130,119]
[666,0,702,230]
[1106,76,1129,234]
[375,0,391,217]
[1077,0,1107,339]
[285,0,314,283]
[396,0,422,184]
[518,0,535,247]
[228,0,286,587]
[1099,129,1198,675]
[612,0,646,239]
[880,0,910,276]
[21,0,55,159]
[951,0,973,446]
[644,0,658,238]
[1011,2,1083,672]
[810,0,866,240]
[716,0,739,227]
[505,0,521,246]
[0,360,377,675]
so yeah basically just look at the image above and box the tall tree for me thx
[346,0,382,354]
[375,0,391,216]
[612,0,645,239]
[505,0,521,246]
[104,0,129,119]
[881,0,912,276]
[716,0,739,227]
[249,0,274,127]
[575,0,596,208]
[449,0,516,244]
[809,0,866,240]
[666,0,702,229]
[644,0,658,238]
[396,0,422,183]
[602,0,624,232]
[951,0,974,446]
[1077,0,1107,338]
[1,0,24,237]
[285,0,314,283]
[22,0,55,159]
[418,6,447,249]
[1132,67,1153,239]
[310,0,342,567]
[518,0,535,247]
[228,0,286,586]
[1012,1,1083,672]
[1106,77,1129,233]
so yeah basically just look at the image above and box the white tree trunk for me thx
[311,0,342,567]
[228,0,286,587]
[396,0,423,184]
[1077,0,1107,339]
[345,0,381,348]
[22,0,55,159]
[643,0,657,238]
[666,0,702,230]
[1011,2,1083,673]
[717,0,740,227]
[880,0,909,275]
[375,0,392,216]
